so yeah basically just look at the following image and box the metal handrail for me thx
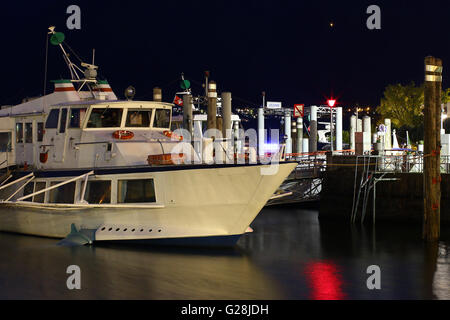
[5,176,35,201]
[0,172,34,192]
[16,171,94,201]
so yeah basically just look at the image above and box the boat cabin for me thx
[0,79,195,170]
[40,100,174,169]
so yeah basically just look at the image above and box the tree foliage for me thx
[378,82,424,128]
[378,83,450,129]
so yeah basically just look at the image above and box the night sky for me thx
[1,0,450,109]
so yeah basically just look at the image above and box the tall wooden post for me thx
[423,56,442,241]
[221,92,232,139]
[153,87,162,102]
[216,116,223,133]
[183,94,193,136]
[291,121,297,153]
[207,81,217,132]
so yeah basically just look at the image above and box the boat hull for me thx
[0,162,297,245]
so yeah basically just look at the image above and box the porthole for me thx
[101,227,106,231]
[116,228,120,231]
[158,229,161,232]
[108,227,112,231]
[131,228,135,232]
[124,228,127,231]
[140,228,144,232]
[149,229,152,232]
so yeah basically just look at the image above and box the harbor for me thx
[0,0,450,304]
[0,207,448,300]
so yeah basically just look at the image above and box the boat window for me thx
[170,120,182,132]
[125,109,152,127]
[45,109,60,129]
[84,180,111,204]
[33,182,46,203]
[69,108,87,128]
[153,109,170,128]
[117,179,156,203]
[16,123,23,143]
[37,123,44,142]
[59,109,68,133]
[0,132,12,152]
[22,182,34,202]
[87,108,123,128]
[25,123,33,143]
[49,181,75,204]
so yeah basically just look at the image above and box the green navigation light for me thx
[50,32,65,45]
[180,79,191,90]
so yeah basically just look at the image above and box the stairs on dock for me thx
[350,155,399,224]
[266,156,325,206]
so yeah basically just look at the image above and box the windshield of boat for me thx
[153,109,171,129]
[87,108,123,128]
[125,109,152,127]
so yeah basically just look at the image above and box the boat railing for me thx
[5,175,35,202]
[0,150,9,169]
[365,152,450,174]
[0,173,13,187]
[0,172,34,192]
[14,171,94,202]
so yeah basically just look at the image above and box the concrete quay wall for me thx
[319,155,450,224]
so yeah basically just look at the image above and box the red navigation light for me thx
[327,99,337,108]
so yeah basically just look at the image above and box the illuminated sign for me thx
[266,101,282,109]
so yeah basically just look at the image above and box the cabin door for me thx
[15,122,25,165]
[0,131,12,169]
[53,108,68,162]
[23,122,34,165]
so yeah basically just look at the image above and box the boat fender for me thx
[39,151,49,163]
[163,130,183,141]
[113,130,134,140]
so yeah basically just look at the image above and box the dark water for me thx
[0,206,449,300]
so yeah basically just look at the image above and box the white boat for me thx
[0,27,296,246]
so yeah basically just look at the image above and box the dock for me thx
[319,153,450,224]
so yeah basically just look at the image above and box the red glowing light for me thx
[304,261,345,300]
[327,99,337,108]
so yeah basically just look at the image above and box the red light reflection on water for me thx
[304,261,346,300]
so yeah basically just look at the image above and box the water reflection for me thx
[304,261,346,300]
[0,235,282,299]
[434,243,450,299]
[0,206,449,299]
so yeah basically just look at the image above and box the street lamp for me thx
[327,99,336,151]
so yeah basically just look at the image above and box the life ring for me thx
[113,130,134,140]
[163,130,183,141]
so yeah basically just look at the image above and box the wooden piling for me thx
[183,94,193,135]
[207,81,217,132]
[297,117,303,154]
[291,121,297,153]
[216,116,223,133]
[153,87,162,102]
[423,56,442,241]
[221,92,232,139]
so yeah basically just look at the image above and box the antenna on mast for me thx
[48,26,81,80]
[47,26,100,95]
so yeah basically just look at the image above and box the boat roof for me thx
[51,100,174,107]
